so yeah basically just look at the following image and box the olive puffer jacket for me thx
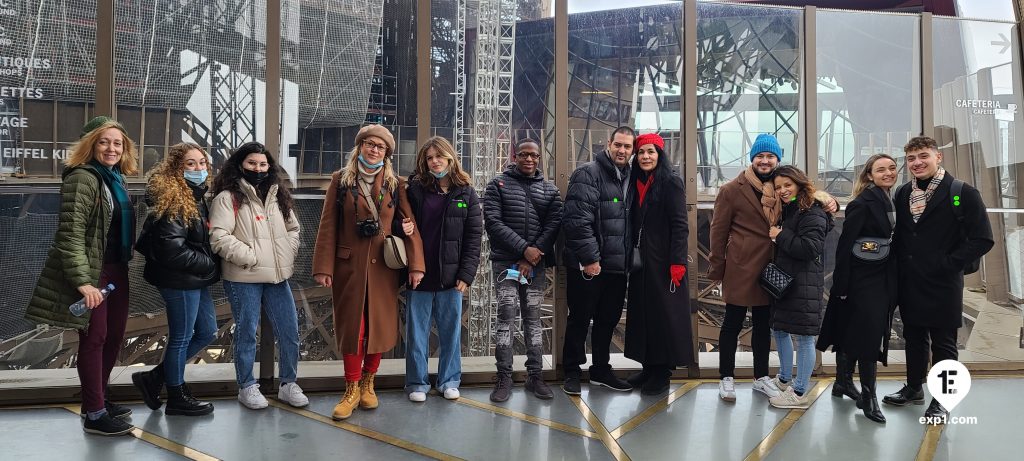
[209,180,300,284]
[137,182,220,290]
[482,165,564,265]
[25,165,113,330]
[771,201,831,336]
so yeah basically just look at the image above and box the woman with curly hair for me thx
[132,143,219,416]
[209,142,308,410]
[25,116,138,436]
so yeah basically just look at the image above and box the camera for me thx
[356,218,381,237]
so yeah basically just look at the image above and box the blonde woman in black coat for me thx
[817,154,898,424]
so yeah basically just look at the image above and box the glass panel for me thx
[816,11,921,198]
[948,1,1017,22]
[696,2,802,196]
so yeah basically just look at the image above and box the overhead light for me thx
[581,90,613,95]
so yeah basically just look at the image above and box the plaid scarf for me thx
[909,167,945,223]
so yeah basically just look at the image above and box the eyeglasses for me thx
[515,152,540,160]
[362,140,388,152]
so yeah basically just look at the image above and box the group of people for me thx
[23,116,993,436]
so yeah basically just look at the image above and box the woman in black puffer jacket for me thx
[132,142,219,417]
[766,165,830,410]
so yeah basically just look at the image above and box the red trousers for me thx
[342,310,381,382]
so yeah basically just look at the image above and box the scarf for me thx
[89,160,133,261]
[744,166,780,226]
[357,163,383,221]
[909,167,945,223]
[636,174,655,207]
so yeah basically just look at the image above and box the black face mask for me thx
[241,169,269,185]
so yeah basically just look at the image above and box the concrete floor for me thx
[2,376,1020,461]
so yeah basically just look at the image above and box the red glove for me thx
[670,264,686,288]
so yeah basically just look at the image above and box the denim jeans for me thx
[159,287,218,387]
[493,262,545,376]
[405,289,463,393]
[774,330,816,395]
[224,280,300,388]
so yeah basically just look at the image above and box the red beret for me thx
[635,133,665,151]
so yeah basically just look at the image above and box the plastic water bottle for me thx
[69,283,115,316]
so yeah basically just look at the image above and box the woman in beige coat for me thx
[209,142,308,410]
[312,125,425,420]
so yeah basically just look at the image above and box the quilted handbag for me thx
[759,262,793,300]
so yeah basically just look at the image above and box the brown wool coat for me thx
[708,170,774,307]
[312,171,425,355]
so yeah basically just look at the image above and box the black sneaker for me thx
[490,374,513,402]
[525,375,553,400]
[589,367,633,392]
[882,384,925,406]
[80,401,132,420]
[83,413,134,436]
[562,376,582,395]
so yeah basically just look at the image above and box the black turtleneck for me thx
[915,177,932,190]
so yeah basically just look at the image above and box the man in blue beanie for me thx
[708,133,834,404]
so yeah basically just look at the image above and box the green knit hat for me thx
[81,116,127,138]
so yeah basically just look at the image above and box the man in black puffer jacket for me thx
[482,138,563,402]
[560,126,636,395]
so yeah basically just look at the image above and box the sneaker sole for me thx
[770,402,810,410]
[80,412,132,421]
[527,386,554,400]
[84,426,134,436]
[281,399,310,408]
[590,381,633,392]
[719,393,736,402]
[753,387,780,399]
[165,407,214,417]
[489,395,510,403]
[239,401,269,410]
[561,386,581,396]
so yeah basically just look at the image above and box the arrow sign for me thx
[992,33,1010,54]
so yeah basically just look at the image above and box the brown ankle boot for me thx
[332,381,360,420]
[359,372,378,410]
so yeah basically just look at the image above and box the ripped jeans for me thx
[493,262,546,376]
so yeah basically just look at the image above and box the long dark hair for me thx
[211,141,294,218]
[629,144,674,202]
[773,165,817,212]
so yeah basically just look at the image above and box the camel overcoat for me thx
[708,170,774,307]
[312,171,424,355]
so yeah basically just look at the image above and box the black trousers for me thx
[719,304,771,379]
[562,270,628,375]
[903,323,958,387]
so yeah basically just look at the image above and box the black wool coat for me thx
[562,152,632,274]
[137,183,220,290]
[893,173,994,328]
[771,201,829,336]
[482,165,564,265]
[624,173,693,367]
[817,186,897,364]
[406,176,484,288]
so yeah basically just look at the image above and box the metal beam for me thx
[417,0,432,145]
[553,0,569,376]
[684,0,699,378]
[95,0,115,116]
[803,6,818,180]
[921,12,934,138]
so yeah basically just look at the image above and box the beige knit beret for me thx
[355,124,396,155]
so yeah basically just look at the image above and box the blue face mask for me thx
[358,155,385,169]
[497,266,530,285]
[184,169,208,185]
[431,169,449,179]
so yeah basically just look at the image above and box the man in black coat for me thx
[482,139,564,402]
[560,126,636,395]
[883,136,994,422]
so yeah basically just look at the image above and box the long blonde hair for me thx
[852,154,897,197]
[147,143,207,222]
[414,136,470,189]
[65,120,138,175]
[339,144,399,192]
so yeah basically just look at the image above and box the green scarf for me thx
[90,160,133,261]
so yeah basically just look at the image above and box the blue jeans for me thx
[159,287,218,387]
[224,280,300,388]
[774,330,816,395]
[405,289,463,393]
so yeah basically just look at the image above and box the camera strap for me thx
[353,180,385,223]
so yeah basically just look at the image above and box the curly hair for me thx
[147,143,207,222]
[65,120,138,175]
[904,135,938,153]
[413,136,471,189]
[211,142,294,218]
[774,165,817,212]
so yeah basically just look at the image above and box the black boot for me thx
[831,352,861,401]
[627,367,651,389]
[132,363,165,410]
[640,366,671,396]
[856,360,885,424]
[165,384,214,416]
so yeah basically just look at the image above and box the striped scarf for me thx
[909,167,945,223]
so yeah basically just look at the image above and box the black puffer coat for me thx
[562,151,632,274]
[407,176,484,288]
[137,183,220,290]
[771,200,829,336]
[482,165,564,265]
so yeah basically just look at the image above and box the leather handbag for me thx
[851,235,891,263]
[630,227,643,273]
[383,234,408,270]
[759,261,793,300]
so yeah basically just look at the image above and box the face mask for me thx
[497,267,530,285]
[431,169,449,179]
[184,169,208,185]
[358,155,385,169]
[241,168,268,185]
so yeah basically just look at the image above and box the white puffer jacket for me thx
[209,180,300,284]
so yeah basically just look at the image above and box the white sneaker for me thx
[278,382,309,407]
[408,391,427,402]
[719,377,736,402]
[770,387,810,409]
[443,388,460,400]
[238,384,269,409]
[771,376,791,392]
[753,376,782,399]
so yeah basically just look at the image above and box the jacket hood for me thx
[503,164,545,181]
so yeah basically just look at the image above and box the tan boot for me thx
[332,381,360,420]
[359,372,378,410]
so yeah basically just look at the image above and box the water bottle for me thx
[69,283,115,316]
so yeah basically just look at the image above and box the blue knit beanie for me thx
[749,134,783,162]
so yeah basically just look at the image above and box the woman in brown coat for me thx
[312,125,425,420]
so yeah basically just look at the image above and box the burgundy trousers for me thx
[76,262,130,413]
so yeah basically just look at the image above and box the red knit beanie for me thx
[635,133,665,151]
